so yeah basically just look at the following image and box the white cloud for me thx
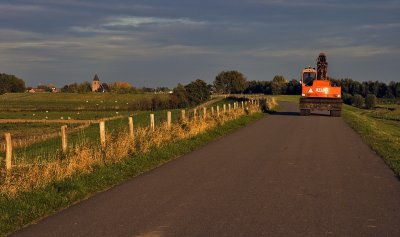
[69,16,206,34]
[103,16,206,27]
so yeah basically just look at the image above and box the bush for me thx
[342,93,353,105]
[352,94,364,108]
[365,94,377,109]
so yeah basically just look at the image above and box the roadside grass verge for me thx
[272,95,299,104]
[0,111,265,236]
[342,104,400,177]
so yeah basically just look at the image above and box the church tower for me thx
[92,74,101,92]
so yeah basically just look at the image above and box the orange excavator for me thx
[299,53,342,116]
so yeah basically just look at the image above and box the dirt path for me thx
[11,102,400,236]
[193,97,224,110]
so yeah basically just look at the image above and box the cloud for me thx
[251,0,400,10]
[361,22,400,30]
[0,4,44,13]
[69,16,206,35]
[243,45,398,59]
[104,16,206,27]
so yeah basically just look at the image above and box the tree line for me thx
[212,70,400,99]
[1,71,399,103]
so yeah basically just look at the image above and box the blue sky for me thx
[0,0,399,87]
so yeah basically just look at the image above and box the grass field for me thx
[0,108,184,166]
[0,92,181,165]
[0,93,170,111]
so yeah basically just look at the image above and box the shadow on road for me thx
[271,111,332,117]
[271,111,300,116]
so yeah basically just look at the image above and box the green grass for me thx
[0,93,169,111]
[342,104,400,177]
[0,108,184,166]
[0,112,265,236]
[272,95,300,103]
[0,98,235,166]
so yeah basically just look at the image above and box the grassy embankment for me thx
[0,99,268,236]
[342,104,400,177]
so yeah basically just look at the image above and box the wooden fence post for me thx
[228,104,231,113]
[99,121,106,149]
[223,104,226,114]
[5,133,12,170]
[193,109,197,120]
[181,109,186,121]
[203,107,207,119]
[150,114,155,131]
[61,125,68,153]
[241,101,244,109]
[167,111,172,128]
[217,105,220,117]
[128,117,134,138]
[211,107,215,116]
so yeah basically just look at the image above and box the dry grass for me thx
[0,102,266,197]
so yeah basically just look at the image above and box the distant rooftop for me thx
[93,74,100,81]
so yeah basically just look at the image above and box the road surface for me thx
[11,102,400,237]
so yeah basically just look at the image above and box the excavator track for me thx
[299,97,342,117]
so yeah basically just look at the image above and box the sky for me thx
[0,0,399,88]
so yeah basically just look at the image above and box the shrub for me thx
[342,93,353,105]
[365,94,377,109]
[352,94,364,108]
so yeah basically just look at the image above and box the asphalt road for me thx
[11,102,400,237]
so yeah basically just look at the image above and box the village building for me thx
[28,88,46,93]
[92,74,101,92]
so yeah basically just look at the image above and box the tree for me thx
[171,83,189,108]
[352,94,364,108]
[0,73,25,94]
[342,93,353,105]
[286,79,301,95]
[365,94,377,109]
[185,79,210,105]
[77,81,92,93]
[110,81,135,93]
[244,80,264,94]
[61,82,91,93]
[271,75,287,95]
[214,70,247,94]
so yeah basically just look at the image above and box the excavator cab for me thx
[302,68,317,86]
